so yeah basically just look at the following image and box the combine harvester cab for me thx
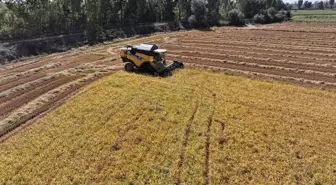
[120,43,184,77]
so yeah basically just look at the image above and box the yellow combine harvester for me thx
[120,43,184,76]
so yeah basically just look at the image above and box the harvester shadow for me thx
[131,69,169,78]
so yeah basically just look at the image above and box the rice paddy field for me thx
[1,69,336,184]
[292,9,336,22]
[1,22,336,184]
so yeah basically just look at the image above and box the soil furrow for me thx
[165,45,336,65]
[0,73,47,93]
[180,40,336,54]
[182,35,336,48]
[172,43,336,59]
[0,75,60,103]
[168,54,336,83]
[168,50,336,74]
[0,54,105,87]
[0,75,81,118]
[184,62,336,88]
[1,57,62,76]
[183,33,336,44]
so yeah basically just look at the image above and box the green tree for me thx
[163,0,176,21]
[191,0,208,23]
[318,0,324,8]
[207,0,220,23]
[177,0,192,20]
[330,0,335,8]
[298,0,303,9]
[304,1,312,9]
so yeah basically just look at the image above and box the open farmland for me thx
[0,34,174,137]
[292,10,336,22]
[1,69,336,184]
[1,22,336,143]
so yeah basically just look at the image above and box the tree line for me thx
[0,0,290,42]
[297,0,334,9]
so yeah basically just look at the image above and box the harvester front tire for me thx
[125,63,134,72]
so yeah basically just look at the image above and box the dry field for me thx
[1,22,336,184]
[0,34,173,137]
[1,69,336,184]
[1,22,336,137]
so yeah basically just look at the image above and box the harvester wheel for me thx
[125,62,134,72]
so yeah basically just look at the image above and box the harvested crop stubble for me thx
[1,69,336,184]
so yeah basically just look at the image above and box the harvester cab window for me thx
[154,52,165,63]
[130,48,137,55]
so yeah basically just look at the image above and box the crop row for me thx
[179,39,336,54]
[196,31,336,42]
[168,53,336,80]
[164,45,336,68]
[168,50,336,76]
[168,54,336,87]
[170,42,336,59]
[184,62,336,89]
[182,35,336,48]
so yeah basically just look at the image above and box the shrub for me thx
[274,13,285,22]
[239,0,267,18]
[228,9,245,26]
[267,7,278,16]
[253,13,266,24]
[258,9,272,23]
[188,15,197,27]
[284,10,292,19]
[278,10,291,21]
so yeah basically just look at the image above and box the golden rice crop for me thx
[1,69,336,184]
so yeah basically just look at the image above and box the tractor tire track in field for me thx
[204,93,216,185]
[112,109,148,151]
[214,119,227,150]
[176,102,199,185]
